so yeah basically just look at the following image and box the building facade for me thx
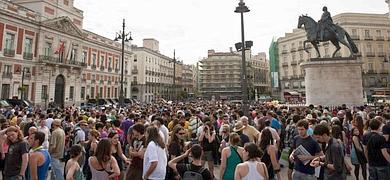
[277,12,390,103]
[0,0,132,107]
[182,64,195,96]
[200,49,271,101]
[131,39,175,103]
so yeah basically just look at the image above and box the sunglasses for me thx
[178,132,186,135]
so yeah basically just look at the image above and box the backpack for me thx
[69,127,82,146]
[182,164,206,180]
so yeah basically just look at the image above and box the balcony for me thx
[2,72,12,79]
[107,81,111,85]
[364,36,373,40]
[379,69,388,74]
[355,52,362,57]
[298,46,304,51]
[291,60,298,65]
[291,75,300,79]
[351,35,360,40]
[115,68,119,73]
[376,36,384,41]
[91,79,96,83]
[23,52,33,60]
[91,64,96,69]
[115,81,118,85]
[82,78,86,82]
[290,48,297,52]
[131,81,138,85]
[366,52,375,57]
[282,62,289,67]
[3,48,15,57]
[38,55,86,68]
[378,52,386,57]
[108,67,112,72]
[100,66,105,71]
[99,80,103,84]
[281,50,288,54]
[132,69,138,74]
[366,69,376,74]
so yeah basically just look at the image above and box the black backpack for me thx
[182,164,206,180]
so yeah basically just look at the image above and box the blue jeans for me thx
[50,158,64,180]
[368,166,390,180]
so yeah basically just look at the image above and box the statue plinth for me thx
[301,57,364,107]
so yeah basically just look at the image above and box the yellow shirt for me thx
[10,116,18,126]
[168,121,189,131]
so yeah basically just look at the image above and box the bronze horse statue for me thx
[298,15,358,58]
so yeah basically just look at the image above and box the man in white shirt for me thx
[45,114,54,130]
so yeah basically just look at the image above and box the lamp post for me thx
[20,67,30,100]
[235,0,251,115]
[173,50,176,101]
[114,19,132,107]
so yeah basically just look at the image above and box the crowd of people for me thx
[0,100,389,180]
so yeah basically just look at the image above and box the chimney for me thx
[230,47,233,53]
[208,49,215,56]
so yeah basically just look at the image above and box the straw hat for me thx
[233,121,246,132]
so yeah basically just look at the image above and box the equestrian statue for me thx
[298,6,359,58]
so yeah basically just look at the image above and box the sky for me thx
[74,0,388,64]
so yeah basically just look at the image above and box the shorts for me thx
[202,151,214,162]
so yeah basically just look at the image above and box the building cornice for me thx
[132,46,173,62]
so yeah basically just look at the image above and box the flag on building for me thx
[54,41,65,54]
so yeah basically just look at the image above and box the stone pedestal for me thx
[301,57,364,107]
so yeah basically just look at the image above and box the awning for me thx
[284,91,300,96]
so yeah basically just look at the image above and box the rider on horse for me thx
[318,6,337,41]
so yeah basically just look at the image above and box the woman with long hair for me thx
[143,126,167,180]
[167,125,186,179]
[199,121,216,176]
[234,142,269,180]
[220,133,244,180]
[88,139,120,180]
[126,123,146,180]
[66,144,85,180]
[350,127,367,180]
[84,129,100,180]
[352,115,364,136]
[108,131,129,180]
[259,128,280,180]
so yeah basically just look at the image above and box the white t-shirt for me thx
[38,126,50,149]
[143,141,167,179]
[45,118,54,129]
[159,125,169,145]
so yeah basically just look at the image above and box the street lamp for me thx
[173,50,177,101]
[235,0,251,115]
[20,67,30,100]
[114,19,132,107]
